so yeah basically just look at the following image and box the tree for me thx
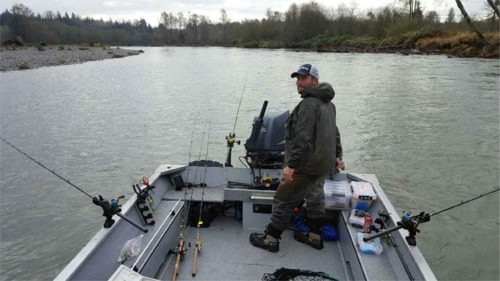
[220,9,230,43]
[398,0,421,19]
[177,12,185,42]
[446,7,455,23]
[188,13,199,43]
[424,11,440,25]
[261,8,282,40]
[160,11,171,42]
[298,1,328,40]
[284,3,299,43]
[454,0,490,47]
[413,1,423,22]
[10,3,34,41]
[11,3,33,17]
[199,15,211,43]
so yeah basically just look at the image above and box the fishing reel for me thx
[254,176,280,190]
[225,132,241,167]
[225,132,241,148]
[398,211,431,246]
[364,210,430,246]
[92,194,125,228]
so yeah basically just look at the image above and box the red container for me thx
[363,214,372,233]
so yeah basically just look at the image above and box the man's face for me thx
[295,75,318,93]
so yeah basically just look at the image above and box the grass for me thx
[416,31,499,57]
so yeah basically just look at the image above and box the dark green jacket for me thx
[284,82,342,175]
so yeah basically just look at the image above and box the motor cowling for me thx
[244,101,288,169]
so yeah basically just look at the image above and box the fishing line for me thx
[232,73,249,134]
[0,136,93,199]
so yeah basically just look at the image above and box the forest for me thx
[1,1,499,57]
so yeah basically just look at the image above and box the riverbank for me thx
[234,30,500,58]
[0,46,142,72]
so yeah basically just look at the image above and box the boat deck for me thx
[160,216,349,281]
[59,167,436,281]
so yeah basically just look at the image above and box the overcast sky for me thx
[0,0,490,26]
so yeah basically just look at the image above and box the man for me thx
[249,63,344,252]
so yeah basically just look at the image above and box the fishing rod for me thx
[172,117,208,281]
[363,187,500,245]
[224,74,248,167]
[192,115,211,277]
[184,113,200,190]
[0,136,148,233]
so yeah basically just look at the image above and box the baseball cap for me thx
[291,64,319,79]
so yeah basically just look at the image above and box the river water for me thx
[0,47,498,280]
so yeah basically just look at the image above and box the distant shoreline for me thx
[0,46,142,72]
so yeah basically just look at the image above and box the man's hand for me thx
[283,166,295,182]
[336,158,345,170]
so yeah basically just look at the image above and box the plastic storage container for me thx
[324,180,352,209]
[348,209,368,228]
[356,232,383,255]
[351,181,377,209]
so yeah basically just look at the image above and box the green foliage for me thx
[0,25,12,41]
[386,19,420,38]
[344,36,379,47]
[400,26,445,46]
[35,44,45,51]
[295,34,380,49]
[258,40,284,48]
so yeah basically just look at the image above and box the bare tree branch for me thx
[487,0,500,18]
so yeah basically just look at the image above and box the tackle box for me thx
[324,180,352,209]
[351,181,377,209]
[348,209,367,228]
[357,232,383,255]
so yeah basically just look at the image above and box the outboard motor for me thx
[244,101,288,169]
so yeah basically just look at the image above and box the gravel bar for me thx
[0,46,142,72]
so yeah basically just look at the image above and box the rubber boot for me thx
[249,224,281,253]
[293,231,324,250]
[294,217,324,250]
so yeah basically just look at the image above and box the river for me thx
[0,47,498,280]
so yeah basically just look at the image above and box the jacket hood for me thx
[300,82,335,102]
